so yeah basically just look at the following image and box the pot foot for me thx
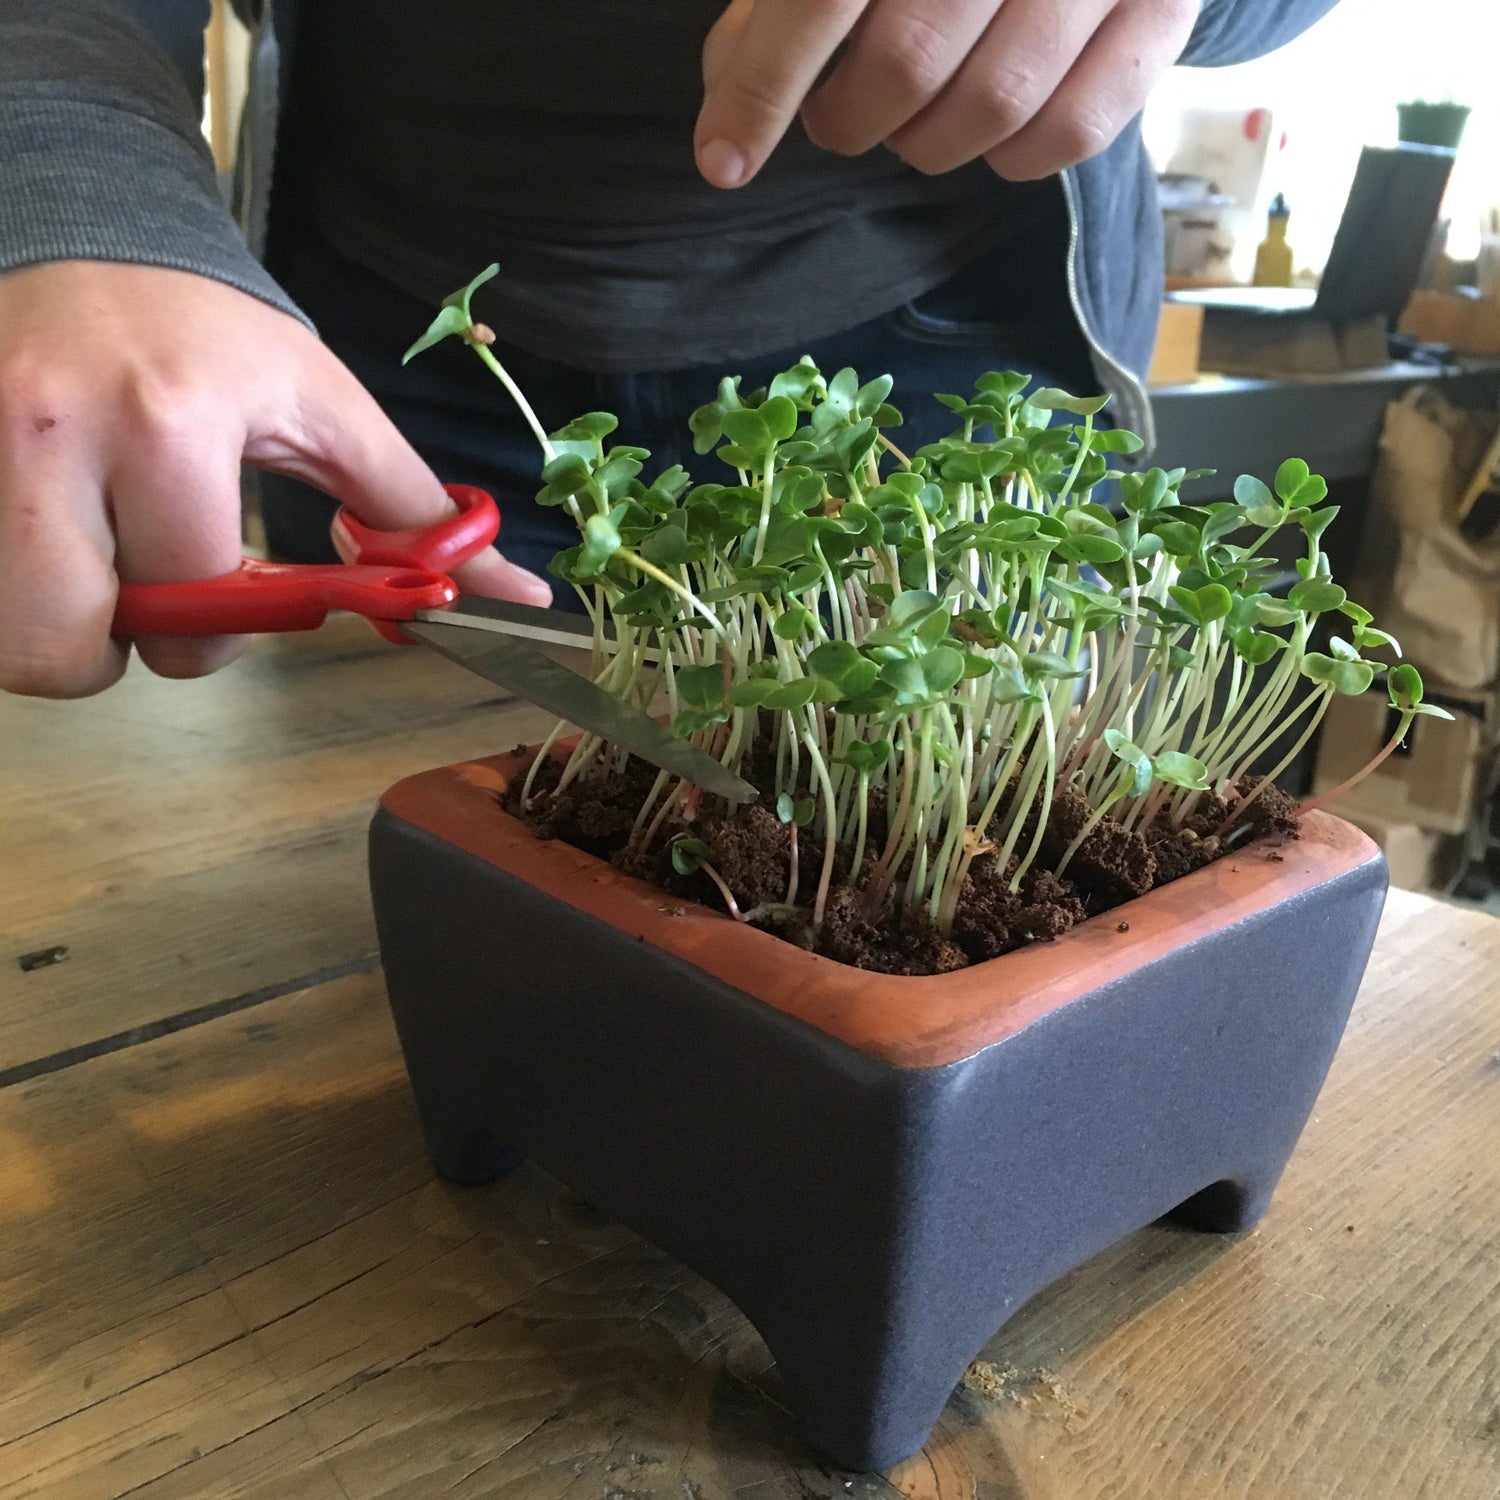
[430,1125,522,1186]
[1170,1174,1278,1233]
[762,1331,956,1474]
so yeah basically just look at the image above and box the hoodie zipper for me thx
[1060,168,1156,455]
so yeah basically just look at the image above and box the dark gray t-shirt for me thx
[292,0,1048,373]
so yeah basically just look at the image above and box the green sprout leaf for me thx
[402,264,500,362]
[806,640,880,698]
[402,303,471,364]
[1168,583,1233,627]
[1232,628,1285,666]
[670,837,709,876]
[1387,662,1452,718]
[728,676,821,711]
[1302,652,1376,696]
[675,664,726,710]
[1091,427,1145,455]
[1233,473,1283,527]
[776,792,816,827]
[1020,651,1088,682]
[576,512,623,575]
[769,357,825,405]
[773,604,816,640]
[720,407,771,449]
[670,706,729,738]
[1029,388,1110,417]
[824,366,861,417]
[1275,457,1328,509]
[920,646,966,696]
[1288,578,1348,615]
[1153,751,1210,790]
[834,738,893,774]
[1103,728,1153,797]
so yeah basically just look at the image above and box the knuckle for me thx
[971,67,1037,140]
[803,103,860,155]
[0,355,69,430]
[869,14,951,104]
[121,370,210,451]
[725,67,793,130]
[1049,102,1115,165]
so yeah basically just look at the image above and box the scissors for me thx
[111,483,755,803]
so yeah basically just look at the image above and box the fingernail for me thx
[520,573,554,606]
[698,138,748,189]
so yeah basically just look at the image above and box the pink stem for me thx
[1296,723,1408,820]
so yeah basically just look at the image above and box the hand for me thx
[0,261,552,700]
[697,0,1198,187]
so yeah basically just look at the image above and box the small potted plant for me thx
[1397,97,1470,150]
[369,269,1441,1470]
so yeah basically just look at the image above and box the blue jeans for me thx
[259,229,1093,596]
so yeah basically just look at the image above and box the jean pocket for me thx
[882,299,1015,348]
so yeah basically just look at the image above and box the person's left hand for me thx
[696,0,1199,188]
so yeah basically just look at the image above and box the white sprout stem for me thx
[1218,688,1332,833]
[474,344,556,462]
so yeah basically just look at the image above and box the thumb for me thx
[253,342,553,605]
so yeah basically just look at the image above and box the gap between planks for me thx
[0,953,381,1092]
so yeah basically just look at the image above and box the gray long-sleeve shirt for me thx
[0,0,1342,442]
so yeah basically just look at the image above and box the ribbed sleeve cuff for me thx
[0,88,312,330]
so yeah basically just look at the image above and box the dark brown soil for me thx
[509,754,1301,976]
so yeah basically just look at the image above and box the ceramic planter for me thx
[369,748,1387,1471]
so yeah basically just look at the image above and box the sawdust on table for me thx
[961,1359,1089,1429]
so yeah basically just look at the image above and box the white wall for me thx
[1145,0,1497,277]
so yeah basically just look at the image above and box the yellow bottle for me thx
[1253,194,1294,288]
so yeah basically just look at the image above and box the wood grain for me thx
[0,618,554,1071]
[1,888,1496,1497]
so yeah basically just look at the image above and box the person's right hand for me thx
[0,260,552,700]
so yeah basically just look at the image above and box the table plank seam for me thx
[0,952,381,1091]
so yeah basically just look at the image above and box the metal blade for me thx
[415,596,604,653]
[402,618,756,804]
[416,597,663,663]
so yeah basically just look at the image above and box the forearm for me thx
[1180,0,1343,67]
[0,0,306,325]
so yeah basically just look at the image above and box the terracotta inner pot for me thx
[380,747,1378,1070]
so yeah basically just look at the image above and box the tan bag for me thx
[1354,388,1500,691]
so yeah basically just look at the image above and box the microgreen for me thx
[412,272,1431,942]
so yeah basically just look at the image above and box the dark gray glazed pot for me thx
[369,750,1388,1471]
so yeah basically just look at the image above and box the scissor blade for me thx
[401,619,756,804]
[416,595,665,663]
[416,596,605,653]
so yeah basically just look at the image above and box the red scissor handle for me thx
[112,484,500,644]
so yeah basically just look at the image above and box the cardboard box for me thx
[1312,687,1491,835]
[1147,300,1204,387]
[1399,289,1500,356]
[1342,812,1459,892]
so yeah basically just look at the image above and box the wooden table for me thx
[2,621,1498,1499]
